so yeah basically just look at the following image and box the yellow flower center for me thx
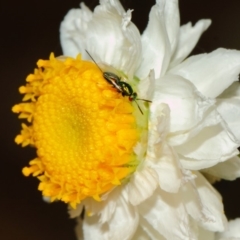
[13,54,140,208]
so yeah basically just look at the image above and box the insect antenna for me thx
[136,98,152,103]
[134,100,143,115]
[85,50,103,73]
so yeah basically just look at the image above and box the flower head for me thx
[13,0,240,239]
[13,53,150,208]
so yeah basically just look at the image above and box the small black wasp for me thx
[85,50,151,114]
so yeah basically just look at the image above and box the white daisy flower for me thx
[60,0,240,239]
[13,0,240,239]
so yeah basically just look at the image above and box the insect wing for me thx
[103,72,123,92]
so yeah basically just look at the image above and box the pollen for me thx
[13,54,139,208]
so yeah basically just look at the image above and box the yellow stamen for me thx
[13,54,140,207]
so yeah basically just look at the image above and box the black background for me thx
[1,0,240,239]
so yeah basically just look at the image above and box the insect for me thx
[85,50,151,114]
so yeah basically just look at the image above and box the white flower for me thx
[60,0,240,239]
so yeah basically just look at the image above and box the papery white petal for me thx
[147,103,170,159]
[83,188,139,240]
[182,181,213,224]
[217,82,240,142]
[169,48,240,98]
[85,3,142,78]
[216,218,240,240]
[83,214,109,240]
[42,196,51,203]
[202,156,240,180]
[128,167,159,206]
[186,218,211,240]
[136,0,171,80]
[161,0,180,56]
[153,74,215,136]
[120,9,143,78]
[182,172,227,232]
[153,142,182,193]
[170,19,211,68]
[177,123,239,170]
[219,81,240,98]
[138,188,196,240]
[75,218,83,240]
[98,0,125,15]
[69,203,84,218]
[198,227,215,240]
[106,193,139,240]
[147,102,182,192]
[138,217,166,240]
[157,143,182,193]
[83,188,120,223]
[131,226,152,240]
[151,102,170,137]
[60,1,141,78]
[138,70,156,100]
[60,4,92,57]
[169,106,221,146]
[86,11,141,78]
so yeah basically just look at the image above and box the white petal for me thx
[42,196,51,203]
[148,102,182,192]
[60,4,92,57]
[169,105,221,147]
[182,172,227,232]
[170,19,211,68]
[83,188,139,240]
[138,69,157,100]
[83,214,109,240]
[132,223,154,240]
[128,167,159,206]
[156,143,182,193]
[177,123,239,170]
[106,193,139,240]
[202,156,240,180]
[138,217,166,240]
[219,81,240,98]
[148,102,170,145]
[169,48,240,98]
[137,0,180,79]
[69,203,84,218]
[198,227,215,240]
[138,188,196,240]
[136,0,171,80]
[83,188,120,223]
[150,142,182,193]
[153,74,215,137]
[147,103,170,160]
[60,1,141,78]
[97,0,125,15]
[216,218,240,239]
[86,10,141,78]
[75,218,83,240]
[161,0,180,56]
[217,82,240,142]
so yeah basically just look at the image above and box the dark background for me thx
[1,0,240,239]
